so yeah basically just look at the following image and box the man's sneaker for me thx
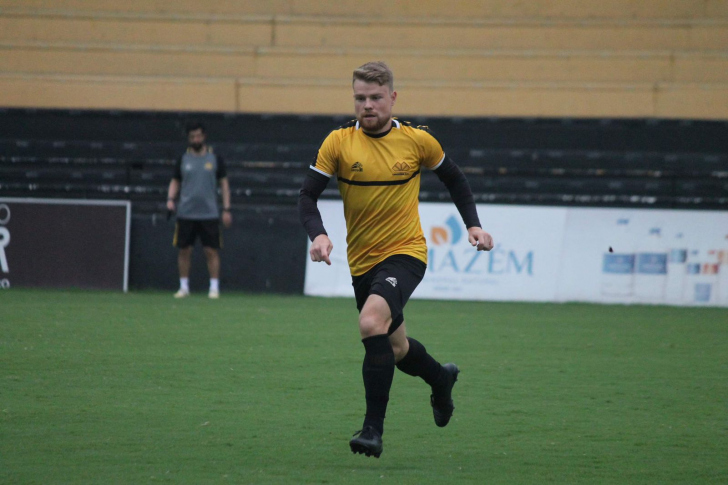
[174,289,189,298]
[208,289,220,299]
[431,363,460,428]
[349,426,383,458]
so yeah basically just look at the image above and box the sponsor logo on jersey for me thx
[351,162,363,172]
[391,160,411,176]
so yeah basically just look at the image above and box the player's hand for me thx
[468,227,494,251]
[222,210,232,228]
[310,234,333,265]
[166,199,176,212]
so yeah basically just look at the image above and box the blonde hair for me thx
[352,61,394,91]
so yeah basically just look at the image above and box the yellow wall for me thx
[0,1,726,118]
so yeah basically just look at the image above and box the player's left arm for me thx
[432,157,493,251]
[419,128,493,251]
[217,156,232,228]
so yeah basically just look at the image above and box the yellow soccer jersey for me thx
[311,118,445,276]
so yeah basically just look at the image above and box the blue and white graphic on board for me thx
[683,249,720,305]
[304,203,728,306]
[634,227,668,303]
[302,201,567,302]
[717,236,728,305]
[416,204,566,302]
[601,218,635,297]
[664,232,687,302]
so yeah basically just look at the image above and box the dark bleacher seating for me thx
[0,108,726,213]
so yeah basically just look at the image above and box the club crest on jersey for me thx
[385,277,398,287]
[391,160,411,176]
[351,162,363,172]
[204,162,214,170]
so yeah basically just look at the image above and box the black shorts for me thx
[351,254,427,335]
[174,219,222,249]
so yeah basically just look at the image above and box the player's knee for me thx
[203,247,218,257]
[389,340,408,361]
[358,313,389,338]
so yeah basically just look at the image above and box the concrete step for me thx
[1,0,726,20]
[2,41,727,83]
[1,10,726,51]
[0,72,726,119]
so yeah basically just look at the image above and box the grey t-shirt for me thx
[173,148,227,220]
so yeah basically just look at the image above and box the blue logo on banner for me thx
[686,263,701,275]
[444,215,462,245]
[695,283,712,302]
[636,253,667,275]
[428,215,532,275]
[602,254,635,274]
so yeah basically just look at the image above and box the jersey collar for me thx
[357,118,401,139]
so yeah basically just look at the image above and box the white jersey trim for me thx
[431,153,446,170]
[393,119,401,129]
[309,165,333,178]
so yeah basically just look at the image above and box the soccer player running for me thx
[298,61,494,458]
[167,122,232,299]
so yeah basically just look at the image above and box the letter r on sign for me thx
[0,227,9,273]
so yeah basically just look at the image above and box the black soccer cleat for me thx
[349,426,383,458]
[431,363,460,428]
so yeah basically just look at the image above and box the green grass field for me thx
[1,289,726,484]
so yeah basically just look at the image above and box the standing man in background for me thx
[167,121,232,299]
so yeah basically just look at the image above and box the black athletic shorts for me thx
[174,219,222,249]
[351,254,427,335]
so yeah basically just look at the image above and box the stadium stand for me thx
[1,109,726,213]
[0,2,725,215]
[0,0,726,118]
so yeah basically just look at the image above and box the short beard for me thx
[189,143,203,152]
[359,115,390,134]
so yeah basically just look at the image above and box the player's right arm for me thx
[298,131,340,265]
[167,158,182,211]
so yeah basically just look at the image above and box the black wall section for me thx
[129,205,308,293]
[1,108,726,212]
[1,108,727,293]
[0,199,128,291]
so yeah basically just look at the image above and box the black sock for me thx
[396,337,446,390]
[361,334,395,435]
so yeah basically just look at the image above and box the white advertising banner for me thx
[415,204,566,301]
[558,208,728,307]
[303,200,354,298]
[304,201,728,307]
[304,201,567,302]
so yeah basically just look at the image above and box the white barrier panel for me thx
[304,201,728,307]
[304,201,567,302]
[415,204,566,301]
[558,208,728,306]
[303,200,353,298]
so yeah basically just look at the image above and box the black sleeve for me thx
[216,155,227,179]
[432,156,481,228]
[173,157,182,181]
[298,170,331,241]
